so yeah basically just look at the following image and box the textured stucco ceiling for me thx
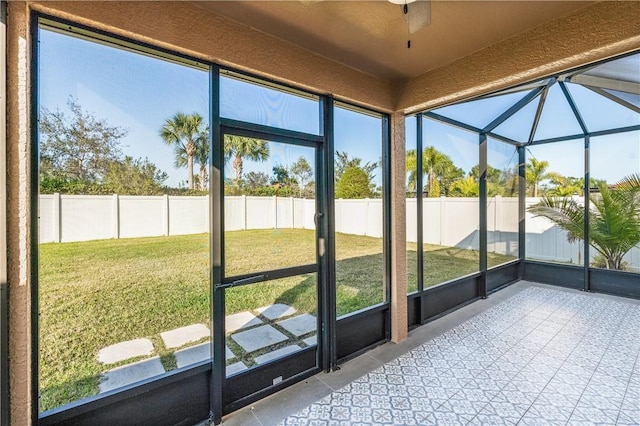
[195,1,594,81]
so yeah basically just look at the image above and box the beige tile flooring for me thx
[220,281,640,426]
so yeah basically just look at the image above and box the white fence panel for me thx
[39,195,56,243]
[36,194,640,271]
[623,247,640,272]
[224,196,246,231]
[276,197,294,229]
[488,196,519,256]
[406,198,418,243]
[366,199,383,238]
[440,198,479,249]
[60,195,115,242]
[170,196,208,235]
[302,199,315,230]
[422,199,443,245]
[246,197,275,230]
[119,196,166,238]
[335,199,369,236]
[525,198,582,264]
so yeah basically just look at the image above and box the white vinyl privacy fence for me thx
[38,194,639,271]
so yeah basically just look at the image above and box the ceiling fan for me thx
[388,0,431,48]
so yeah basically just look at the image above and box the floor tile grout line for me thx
[275,286,639,426]
[422,288,560,416]
[615,348,640,425]
[512,290,595,425]
[563,301,635,426]
[417,288,574,423]
[464,289,586,425]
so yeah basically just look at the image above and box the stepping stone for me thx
[99,357,165,393]
[255,345,301,365]
[174,344,236,369]
[174,343,211,368]
[160,324,210,349]
[303,335,317,346]
[226,346,236,360]
[226,312,263,333]
[256,304,297,320]
[226,361,248,376]
[97,338,154,364]
[277,314,317,337]
[231,325,288,353]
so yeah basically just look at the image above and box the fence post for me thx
[242,195,247,230]
[365,198,370,236]
[290,197,295,229]
[273,196,278,229]
[53,192,61,243]
[112,194,119,239]
[439,196,445,246]
[493,195,501,253]
[163,194,170,236]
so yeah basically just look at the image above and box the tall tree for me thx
[175,134,209,190]
[223,135,270,182]
[244,172,270,190]
[406,147,462,197]
[526,157,551,197]
[290,157,313,197]
[528,174,640,270]
[160,112,208,190]
[103,156,168,195]
[448,176,479,197]
[334,151,377,183]
[39,98,126,182]
[335,166,372,199]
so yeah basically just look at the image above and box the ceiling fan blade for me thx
[406,0,431,34]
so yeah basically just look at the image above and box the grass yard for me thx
[406,242,517,292]
[39,229,514,410]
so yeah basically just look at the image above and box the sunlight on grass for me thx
[39,229,512,410]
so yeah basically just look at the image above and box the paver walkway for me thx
[97,303,317,394]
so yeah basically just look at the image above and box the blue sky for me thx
[39,28,638,188]
[40,28,383,188]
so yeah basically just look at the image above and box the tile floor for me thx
[221,281,640,425]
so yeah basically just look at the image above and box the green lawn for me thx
[39,229,514,410]
[406,242,517,292]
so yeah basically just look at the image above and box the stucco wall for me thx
[30,1,397,113]
[397,1,640,113]
[7,2,34,424]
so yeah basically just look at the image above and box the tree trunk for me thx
[233,154,243,182]
[199,165,207,190]
[186,141,196,189]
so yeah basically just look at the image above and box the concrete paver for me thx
[256,304,297,320]
[99,357,165,393]
[254,345,301,364]
[226,312,263,333]
[97,338,154,364]
[160,324,210,349]
[231,325,288,353]
[277,314,316,337]
[226,362,248,376]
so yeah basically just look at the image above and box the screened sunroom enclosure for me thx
[3,2,639,425]
[407,52,640,327]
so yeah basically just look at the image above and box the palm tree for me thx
[223,135,270,182]
[175,136,209,190]
[406,147,459,197]
[160,113,208,189]
[527,173,640,270]
[526,157,550,197]
[448,176,479,197]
